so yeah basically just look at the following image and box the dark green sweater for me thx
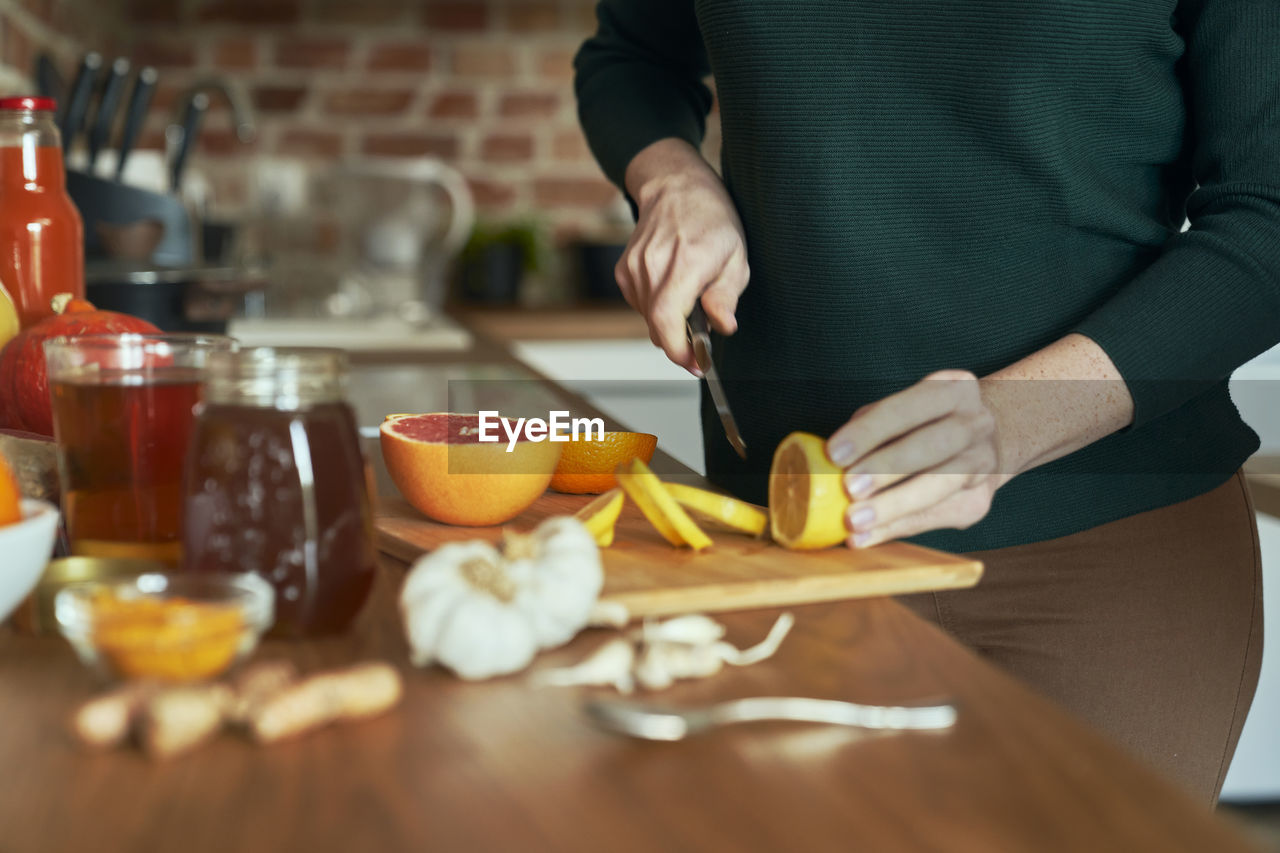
[575,0,1280,552]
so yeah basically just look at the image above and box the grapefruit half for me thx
[380,412,563,527]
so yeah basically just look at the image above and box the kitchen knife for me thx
[59,52,102,160]
[687,302,747,459]
[115,66,157,181]
[169,91,208,194]
[86,57,130,172]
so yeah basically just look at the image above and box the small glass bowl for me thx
[55,573,275,683]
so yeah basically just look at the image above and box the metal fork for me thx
[584,696,957,741]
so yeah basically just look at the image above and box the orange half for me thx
[550,431,657,494]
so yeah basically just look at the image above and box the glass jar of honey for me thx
[182,347,376,637]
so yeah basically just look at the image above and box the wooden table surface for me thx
[0,558,1258,853]
[0,332,1262,852]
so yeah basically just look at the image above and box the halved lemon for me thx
[575,488,625,547]
[769,432,850,550]
[614,459,712,550]
[663,482,767,537]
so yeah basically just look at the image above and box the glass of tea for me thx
[44,334,234,565]
[182,347,376,637]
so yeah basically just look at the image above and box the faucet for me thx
[174,78,256,144]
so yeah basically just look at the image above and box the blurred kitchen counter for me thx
[449,305,648,342]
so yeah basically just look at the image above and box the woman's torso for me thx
[691,0,1259,549]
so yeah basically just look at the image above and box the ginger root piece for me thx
[70,682,154,749]
[248,662,402,744]
[228,660,298,723]
[138,684,233,760]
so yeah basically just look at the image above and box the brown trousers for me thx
[899,471,1264,806]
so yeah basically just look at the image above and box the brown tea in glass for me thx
[44,334,231,565]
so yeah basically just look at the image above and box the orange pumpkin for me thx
[0,294,159,436]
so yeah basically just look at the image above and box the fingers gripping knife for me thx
[687,304,747,459]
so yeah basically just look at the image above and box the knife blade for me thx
[687,303,747,459]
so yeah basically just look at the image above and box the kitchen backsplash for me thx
[0,0,722,270]
[0,0,122,93]
[124,0,635,240]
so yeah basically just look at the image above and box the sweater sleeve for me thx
[1072,0,1280,429]
[573,0,713,191]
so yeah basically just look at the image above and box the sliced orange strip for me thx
[575,488,625,547]
[662,482,767,537]
[614,458,712,551]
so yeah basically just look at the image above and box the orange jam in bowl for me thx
[55,573,275,682]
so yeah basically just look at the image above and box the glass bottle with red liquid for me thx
[0,96,84,328]
[182,347,376,637]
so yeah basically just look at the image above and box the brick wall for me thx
[119,0,639,243]
[0,0,122,93]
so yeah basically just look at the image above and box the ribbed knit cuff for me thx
[1072,218,1280,430]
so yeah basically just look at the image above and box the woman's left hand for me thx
[826,370,1005,548]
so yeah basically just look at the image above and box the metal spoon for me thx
[585,696,957,741]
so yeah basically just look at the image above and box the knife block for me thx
[67,170,193,266]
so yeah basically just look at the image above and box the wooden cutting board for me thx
[375,492,983,619]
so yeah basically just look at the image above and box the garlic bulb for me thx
[400,517,604,680]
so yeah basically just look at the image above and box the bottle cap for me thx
[0,96,57,112]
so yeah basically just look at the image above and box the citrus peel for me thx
[662,482,767,537]
[574,488,625,547]
[614,458,712,550]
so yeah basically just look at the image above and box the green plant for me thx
[459,217,554,275]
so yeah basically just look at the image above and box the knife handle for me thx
[59,52,102,160]
[35,53,64,105]
[686,301,710,340]
[87,57,130,171]
[169,91,209,194]
[116,67,157,182]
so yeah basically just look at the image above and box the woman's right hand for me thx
[618,138,750,374]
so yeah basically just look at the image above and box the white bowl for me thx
[0,499,59,623]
